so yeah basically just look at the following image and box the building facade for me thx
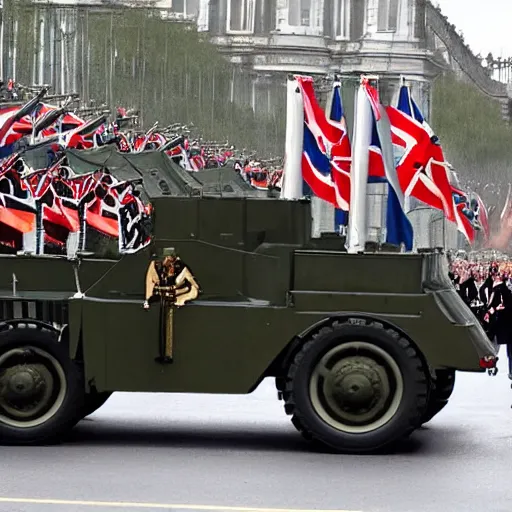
[205,0,435,122]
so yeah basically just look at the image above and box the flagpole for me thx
[281,75,304,200]
[346,77,373,253]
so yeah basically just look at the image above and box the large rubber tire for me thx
[281,318,429,454]
[82,391,113,418]
[0,324,86,445]
[420,369,455,425]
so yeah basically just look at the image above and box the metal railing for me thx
[482,54,512,84]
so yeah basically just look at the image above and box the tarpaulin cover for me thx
[20,146,266,199]
[194,168,267,198]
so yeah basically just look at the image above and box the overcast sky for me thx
[435,0,512,57]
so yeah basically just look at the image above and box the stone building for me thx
[206,0,434,122]
[205,0,512,120]
[1,0,507,125]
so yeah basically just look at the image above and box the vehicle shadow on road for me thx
[66,418,459,457]
[69,419,320,454]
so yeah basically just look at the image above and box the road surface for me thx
[1,346,511,512]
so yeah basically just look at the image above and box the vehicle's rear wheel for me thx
[82,391,113,418]
[282,318,429,454]
[420,369,455,425]
[0,324,85,445]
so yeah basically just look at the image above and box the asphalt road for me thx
[2,346,512,512]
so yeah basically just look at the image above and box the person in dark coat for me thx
[453,273,461,290]
[479,264,499,305]
[485,271,512,378]
[458,271,479,307]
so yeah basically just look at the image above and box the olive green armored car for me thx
[0,156,498,453]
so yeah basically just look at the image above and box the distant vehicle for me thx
[0,161,498,453]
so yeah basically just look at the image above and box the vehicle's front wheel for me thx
[282,318,429,454]
[0,323,85,445]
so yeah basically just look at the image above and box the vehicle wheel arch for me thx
[0,319,74,359]
[0,318,61,337]
[273,313,432,384]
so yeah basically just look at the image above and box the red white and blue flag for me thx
[394,85,474,242]
[393,86,456,223]
[296,76,350,212]
[327,81,352,230]
[475,192,490,241]
[362,80,414,251]
[450,185,476,243]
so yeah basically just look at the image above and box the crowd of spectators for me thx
[448,250,512,378]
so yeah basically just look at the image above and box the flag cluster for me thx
[0,154,152,255]
[291,75,487,250]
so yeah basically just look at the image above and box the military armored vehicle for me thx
[0,149,498,453]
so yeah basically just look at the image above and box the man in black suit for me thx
[484,271,512,379]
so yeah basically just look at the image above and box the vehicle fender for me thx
[0,318,61,335]
[0,318,85,371]
[275,312,430,375]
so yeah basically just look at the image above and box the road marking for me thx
[0,498,362,512]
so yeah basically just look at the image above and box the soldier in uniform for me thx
[143,248,200,362]
[144,248,200,309]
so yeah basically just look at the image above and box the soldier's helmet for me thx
[162,247,177,258]
[150,247,178,262]
[161,248,178,266]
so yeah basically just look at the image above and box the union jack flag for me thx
[391,86,456,223]
[295,76,350,211]
[362,80,413,251]
[475,192,490,240]
[450,186,475,244]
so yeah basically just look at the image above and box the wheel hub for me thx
[0,363,54,419]
[3,365,45,399]
[321,355,392,426]
[332,372,376,408]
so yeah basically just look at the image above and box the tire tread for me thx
[281,317,429,453]
[0,326,85,446]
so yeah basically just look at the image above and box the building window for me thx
[288,0,312,27]
[377,0,399,32]
[171,0,199,16]
[227,0,256,33]
[334,0,349,38]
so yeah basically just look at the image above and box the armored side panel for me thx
[290,249,495,370]
[87,196,311,304]
[0,169,495,397]
[70,195,495,394]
